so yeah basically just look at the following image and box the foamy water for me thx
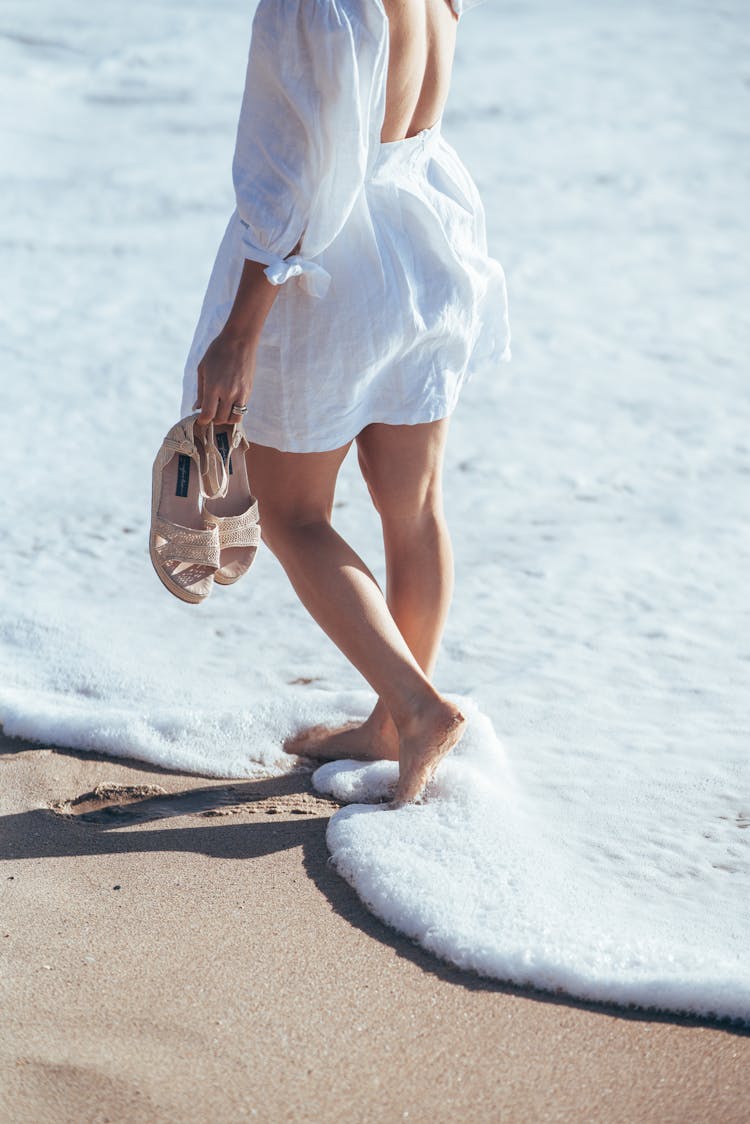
[314,701,750,1022]
[1,0,748,1021]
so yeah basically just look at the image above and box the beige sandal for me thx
[202,424,261,586]
[149,414,228,604]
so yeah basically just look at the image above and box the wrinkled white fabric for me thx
[181,0,510,453]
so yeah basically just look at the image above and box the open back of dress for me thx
[379,0,459,142]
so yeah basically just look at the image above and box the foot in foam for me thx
[284,713,399,761]
[392,699,466,806]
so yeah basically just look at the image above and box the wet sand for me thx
[1,732,748,1123]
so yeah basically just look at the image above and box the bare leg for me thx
[358,418,455,745]
[287,419,455,759]
[246,436,465,803]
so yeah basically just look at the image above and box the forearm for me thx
[194,258,279,425]
[220,257,281,344]
[194,248,299,425]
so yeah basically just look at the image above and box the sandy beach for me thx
[1,732,748,1123]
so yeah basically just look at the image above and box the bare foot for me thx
[284,707,399,761]
[392,698,466,806]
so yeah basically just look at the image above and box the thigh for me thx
[355,418,451,519]
[245,439,351,526]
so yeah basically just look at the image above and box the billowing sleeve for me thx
[231,0,387,299]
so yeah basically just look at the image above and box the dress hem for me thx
[242,399,461,454]
[181,345,512,455]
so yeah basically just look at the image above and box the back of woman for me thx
[379,0,458,142]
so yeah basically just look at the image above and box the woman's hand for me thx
[193,330,257,426]
[193,257,280,426]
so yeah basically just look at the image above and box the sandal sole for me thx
[149,539,213,605]
[212,551,259,586]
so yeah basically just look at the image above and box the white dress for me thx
[180,0,510,453]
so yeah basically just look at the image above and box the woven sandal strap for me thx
[197,423,228,501]
[161,419,225,503]
[196,420,246,502]
[152,515,220,567]
[203,501,261,548]
[215,520,261,549]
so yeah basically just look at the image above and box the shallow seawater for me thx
[1,0,748,1021]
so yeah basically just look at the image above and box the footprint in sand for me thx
[48,782,340,825]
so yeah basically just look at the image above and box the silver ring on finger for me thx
[231,403,248,414]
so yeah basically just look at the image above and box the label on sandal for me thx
[176,454,191,497]
[215,431,233,474]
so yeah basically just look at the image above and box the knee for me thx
[379,476,445,526]
[358,451,444,524]
[258,502,330,558]
[380,494,448,553]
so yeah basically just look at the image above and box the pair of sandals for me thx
[149,412,260,604]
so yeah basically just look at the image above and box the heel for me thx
[202,425,261,586]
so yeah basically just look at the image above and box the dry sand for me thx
[1,732,748,1123]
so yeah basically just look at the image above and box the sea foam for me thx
[314,700,750,1023]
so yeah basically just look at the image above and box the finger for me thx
[192,367,204,412]
[216,392,244,426]
[197,391,219,427]
[213,397,230,426]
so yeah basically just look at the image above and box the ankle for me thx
[388,682,444,732]
[366,705,395,734]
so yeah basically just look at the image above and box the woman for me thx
[182,0,511,804]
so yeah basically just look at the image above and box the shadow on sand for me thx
[1,733,748,1036]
